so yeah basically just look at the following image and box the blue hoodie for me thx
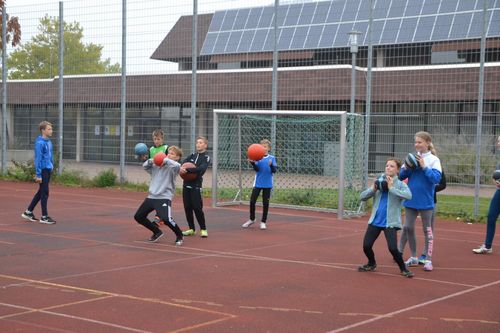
[34,135,53,178]
[399,151,442,210]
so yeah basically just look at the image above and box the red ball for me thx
[153,152,167,166]
[180,162,197,181]
[247,143,266,161]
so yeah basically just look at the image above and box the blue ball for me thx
[134,142,148,156]
[493,170,500,181]
[404,153,419,170]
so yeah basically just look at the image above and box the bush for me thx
[92,169,117,187]
[53,169,88,186]
[6,159,36,181]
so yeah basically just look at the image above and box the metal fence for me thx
[1,0,499,218]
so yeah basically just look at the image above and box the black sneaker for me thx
[39,216,56,224]
[358,263,377,272]
[149,231,164,243]
[401,269,414,278]
[21,211,37,222]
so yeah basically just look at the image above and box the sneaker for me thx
[242,219,255,228]
[149,232,164,243]
[401,269,414,278]
[182,229,196,236]
[418,254,427,265]
[260,222,267,230]
[39,216,56,224]
[472,244,493,254]
[175,238,183,246]
[358,263,377,272]
[405,257,419,267]
[423,260,433,271]
[21,211,37,222]
[200,229,208,238]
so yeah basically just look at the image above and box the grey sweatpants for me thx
[399,207,434,261]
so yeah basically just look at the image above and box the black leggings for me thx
[134,198,182,238]
[183,187,206,230]
[250,188,271,223]
[28,168,51,216]
[362,224,406,271]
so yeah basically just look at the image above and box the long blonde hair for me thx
[415,131,437,155]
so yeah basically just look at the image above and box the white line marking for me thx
[327,279,500,333]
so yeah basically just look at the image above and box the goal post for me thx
[212,109,365,219]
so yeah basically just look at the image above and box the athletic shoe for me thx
[358,263,377,272]
[405,257,419,267]
[260,222,267,230]
[423,260,433,271]
[472,244,493,254]
[418,254,427,265]
[39,216,56,224]
[21,211,37,222]
[182,229,196,236]
[242,219,255,228]
[175,238,183,246]
[200,229,208,238]
[149,232,164,243]
[401,270,414,278]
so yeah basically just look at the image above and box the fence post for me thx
[474,0,488,218]
[58,1,64,176]
[120,0,127,184]
[1,6,7,174]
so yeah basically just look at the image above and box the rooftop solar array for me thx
[200,0,500,56]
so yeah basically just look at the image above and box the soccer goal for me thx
[212,110,365,218]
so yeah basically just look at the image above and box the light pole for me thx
[347,30,361,190]
[348,30,361,114]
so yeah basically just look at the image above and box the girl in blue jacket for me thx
[359,158,414,278]
[399,131,442,271]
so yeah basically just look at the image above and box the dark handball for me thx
[404,153,419,170]
[374,174,389,192]
[493,170,500,181]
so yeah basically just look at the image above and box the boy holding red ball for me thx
[242,139,277,230]
[134,146,184,244]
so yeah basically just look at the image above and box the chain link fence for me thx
[1,0,499,218]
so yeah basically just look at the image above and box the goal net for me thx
[212,110,365,218]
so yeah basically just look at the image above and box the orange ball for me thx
[153,152,167,166]
[247,144,266,161]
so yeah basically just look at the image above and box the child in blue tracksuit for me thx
[242,139,277,230]
[473,135,500,254]
[399,131,442,271]
[359,158,414,278]
[22,121,56,225]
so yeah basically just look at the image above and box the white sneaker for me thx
[260,222,267,230]
[472,244,492,254]
[242,219,255,228]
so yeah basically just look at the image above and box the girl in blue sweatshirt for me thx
[399,131,442,271]
[359,158,414,278]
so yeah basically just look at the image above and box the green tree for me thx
[8,15,120,79]
[0,0,22,49]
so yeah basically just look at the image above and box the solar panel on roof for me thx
[432,14,454,40]
[380,19,401,44]
[449,12,472,39]
[290,26,309,50]
[439,0,459,13]
[298,2,317,25]
[199,0,500,56]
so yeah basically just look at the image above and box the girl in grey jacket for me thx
[358,158,414,278]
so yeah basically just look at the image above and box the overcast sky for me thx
[6,0,285,74]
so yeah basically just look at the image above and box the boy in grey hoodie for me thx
[134,146,184,244]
